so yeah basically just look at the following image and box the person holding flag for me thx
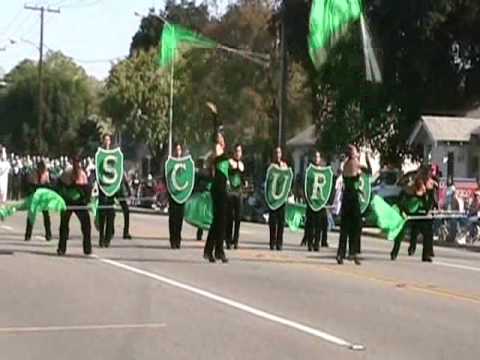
[304,151,333,252]
[58,155,92,256]
[226,143,245,250]
[24,160,52,242]
[204,131,229,263]
[265,147,293,251]
[336,145,370,265]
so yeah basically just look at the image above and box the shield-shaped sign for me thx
[358,173,372,214]
[304,164,333,212]
[265,164,293,211]
[165,155,195,204]
[95,147,124,197]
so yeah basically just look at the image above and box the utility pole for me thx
[278,1,288,148]
[24,4,60,153]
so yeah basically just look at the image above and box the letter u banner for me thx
[265,164,293,211]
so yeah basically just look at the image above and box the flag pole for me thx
[168,28,175,157]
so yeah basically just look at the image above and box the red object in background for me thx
[438,179,478,207]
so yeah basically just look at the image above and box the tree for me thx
[102,49,172,164]
[0,52,100,155]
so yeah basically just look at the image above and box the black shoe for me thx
[226,244,231,250]
[233,243,238,250]
[204,254,216,263]
[390,252,397,261]
[276,246,282,251]
[336,256,344,265]
[270,246,275,251]
[123,234,132,240]
[45,234,52,242]
[83,243,92,255]
[353,256,361,265]
[215,254,229,263]
[408,248,415,256]
[24,236,31,242]
[308,246,312,252]
[57,248,66,256]
[422,257,433,262]
[321,243,329,248]
[313,247,320,252]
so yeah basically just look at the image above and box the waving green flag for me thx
[308,0,362,69]
[159,23,217,67]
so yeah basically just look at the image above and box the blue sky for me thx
[0,0,219,80]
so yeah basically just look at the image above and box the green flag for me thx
[285,203,307,232]
[18,188,67,224]
[184,191,213,230]
[368,195,407,241]
[308,0,362,69]
[160,23,217,67]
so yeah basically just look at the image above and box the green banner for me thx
[95,147,124,197]
[265,164,293,211]
[304,164,333,212]
[359,172,372,214]
[165,155,195,204]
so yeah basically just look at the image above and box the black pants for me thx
[58,209,92,255]
[119,199,130,236]
[305,207,328,251]
[226,193,242,248]
[25,211,51,240]
[196,228,203,241]
[391,220,434,260]
[98,191,115,246]
[204,189,227,258]
[269,206,285,250]
[337,191,361,258]
[169,197,184,249]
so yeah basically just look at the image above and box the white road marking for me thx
[34,235,45,241]
[0,323,166,334]
[435,261,480,273]
[96,256,365,351]
[0,225,14,231]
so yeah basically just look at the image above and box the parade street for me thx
[0,212,479,360]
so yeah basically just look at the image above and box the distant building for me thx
[408,115,480,178]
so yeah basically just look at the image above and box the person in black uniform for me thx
[337,145,369,265]
[24,160,52,241]
[305,151,329,252]
[390,167,435,262]
[168,143,186,249]
[115,171,132,239]
[204,131,229,263]
[226,143,245,250]
[58,155,92,256]
[269,146,288,251]
[98,134,115,248]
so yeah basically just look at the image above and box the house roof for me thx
[408,116,480,145]
[286,125,316,147]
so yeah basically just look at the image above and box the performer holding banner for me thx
[96,134,123,248]
[165,143,195,249]
[58,155,92,256]
[204,131,229,263]
[304,151,333,252]
[336,145,371,265]
[24,160,52,242]
[226,144,245,250]
[265,147,293,251]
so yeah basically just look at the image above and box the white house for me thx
[408,116,480,179]
[286,124,381,176]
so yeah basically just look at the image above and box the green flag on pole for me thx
[308,0,362,69]
[159,23,218,67]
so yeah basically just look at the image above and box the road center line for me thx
[0,323,166,334]
[96,256,365,351]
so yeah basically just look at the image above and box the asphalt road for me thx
[1,212,480,360]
